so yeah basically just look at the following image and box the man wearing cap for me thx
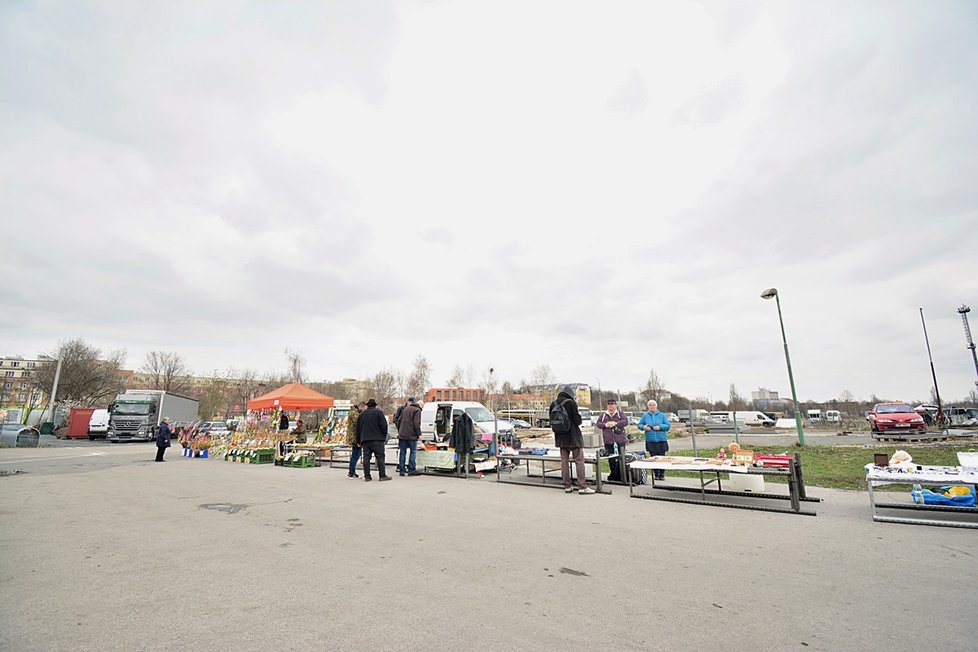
[355,399,392,482]
[596,399,628,482]
[155,417,172,462]
[396,397,423,476]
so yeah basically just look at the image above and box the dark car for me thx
[868,403,926,434]
[509,419,532,429]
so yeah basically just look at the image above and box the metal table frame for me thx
[865,465,978,529]
[496,451,609,494]
[627,455,818,516]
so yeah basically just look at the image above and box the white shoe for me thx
[564,487,575,493]
[579,487,596,495]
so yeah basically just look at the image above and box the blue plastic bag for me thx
[920,486,977,507]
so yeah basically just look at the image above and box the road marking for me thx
[0,453,107,464]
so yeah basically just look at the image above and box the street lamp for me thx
[760,288,806,447]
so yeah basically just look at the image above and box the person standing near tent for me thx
[155,417,172,462]
[637,400,671,480]
[396,397,422,476]
[550,385,595,495]
[345,401,365,478]
[355,399,391,482]
[279,410,290,431]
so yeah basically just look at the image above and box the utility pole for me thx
[919,308,944,427]
[958,305,978,390]
[45,357,63,427]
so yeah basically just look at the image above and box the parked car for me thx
[0,424,40,447]
[197,421,231,437]
[508,418,532,429]
[868,403,926,434]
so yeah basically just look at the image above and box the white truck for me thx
[107,390,199,442]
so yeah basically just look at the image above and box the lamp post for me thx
[761,288,806,447]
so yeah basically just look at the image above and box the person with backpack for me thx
[396,397,422,476]
[550,385,595,495]
[595,399,628,482]
[637,399,671,480]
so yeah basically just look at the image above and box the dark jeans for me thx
[604,442,625,482]
[645,440,669,479]
[348,446,362,475]
[155,445,166,462]
[361,441,388,479]
[398,439,417,474]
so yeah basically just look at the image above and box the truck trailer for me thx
[107,390,200,442]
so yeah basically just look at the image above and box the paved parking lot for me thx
[1,444,977,651]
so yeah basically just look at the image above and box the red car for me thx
[868,403,926,434]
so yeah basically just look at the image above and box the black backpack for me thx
[393,404,405,427]
[550,398,572,435]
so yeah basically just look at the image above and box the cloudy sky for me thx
[2,0,976,403]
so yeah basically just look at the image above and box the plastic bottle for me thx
[911,484,924,505]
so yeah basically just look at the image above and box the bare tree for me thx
[639,368,666,404]
[483,367,499,410]
[529,364,556,388]
[446,365,466,388]
[370,368,403,410]
[970,388,978,407]
[34,339,126,409]
[141,351,190,393]
[405,355,431,400]
[285,348,306,384]
[729,383,744,412]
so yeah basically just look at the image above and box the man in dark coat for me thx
[279,411,290,431]
[155,417,172,462]
[551,385,594,494]
[396,397,423,476]
[355,399,391,482]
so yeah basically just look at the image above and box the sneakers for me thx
[379,476,392,482]
[564,487,575,493]
[348,473,359,478]
[579,487,596,495]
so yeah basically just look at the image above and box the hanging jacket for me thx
[449,413,474,452]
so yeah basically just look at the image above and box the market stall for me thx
[865,452,978,528]
[228,383,336,468]
[627,447,818,516]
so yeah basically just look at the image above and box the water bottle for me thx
[911,484,924,505]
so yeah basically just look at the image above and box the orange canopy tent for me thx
[247,383,335,411]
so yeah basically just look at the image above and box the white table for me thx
[628,457,818,516]
[865,464,978,528]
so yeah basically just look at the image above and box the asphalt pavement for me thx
[2,443,977,651]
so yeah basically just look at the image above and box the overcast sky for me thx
[2,0,976,403]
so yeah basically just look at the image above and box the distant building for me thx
[425,387,487,403]
[752,387,791,410]
[0,355,51,407]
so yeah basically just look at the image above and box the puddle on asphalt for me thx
[199,503,248,514]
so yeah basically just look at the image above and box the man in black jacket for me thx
[355,399,391,482]
[551,385,595,495]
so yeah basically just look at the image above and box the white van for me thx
[420,401,516,443]
[825,410,841,423]
[711,411,775,427]
[88,409,110,438]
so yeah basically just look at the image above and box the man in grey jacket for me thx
[396,397,423,476]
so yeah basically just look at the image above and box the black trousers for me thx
[645,440,668,479]
[361,440,388,478]
[604,442,626,482]
[155,445,167,462]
